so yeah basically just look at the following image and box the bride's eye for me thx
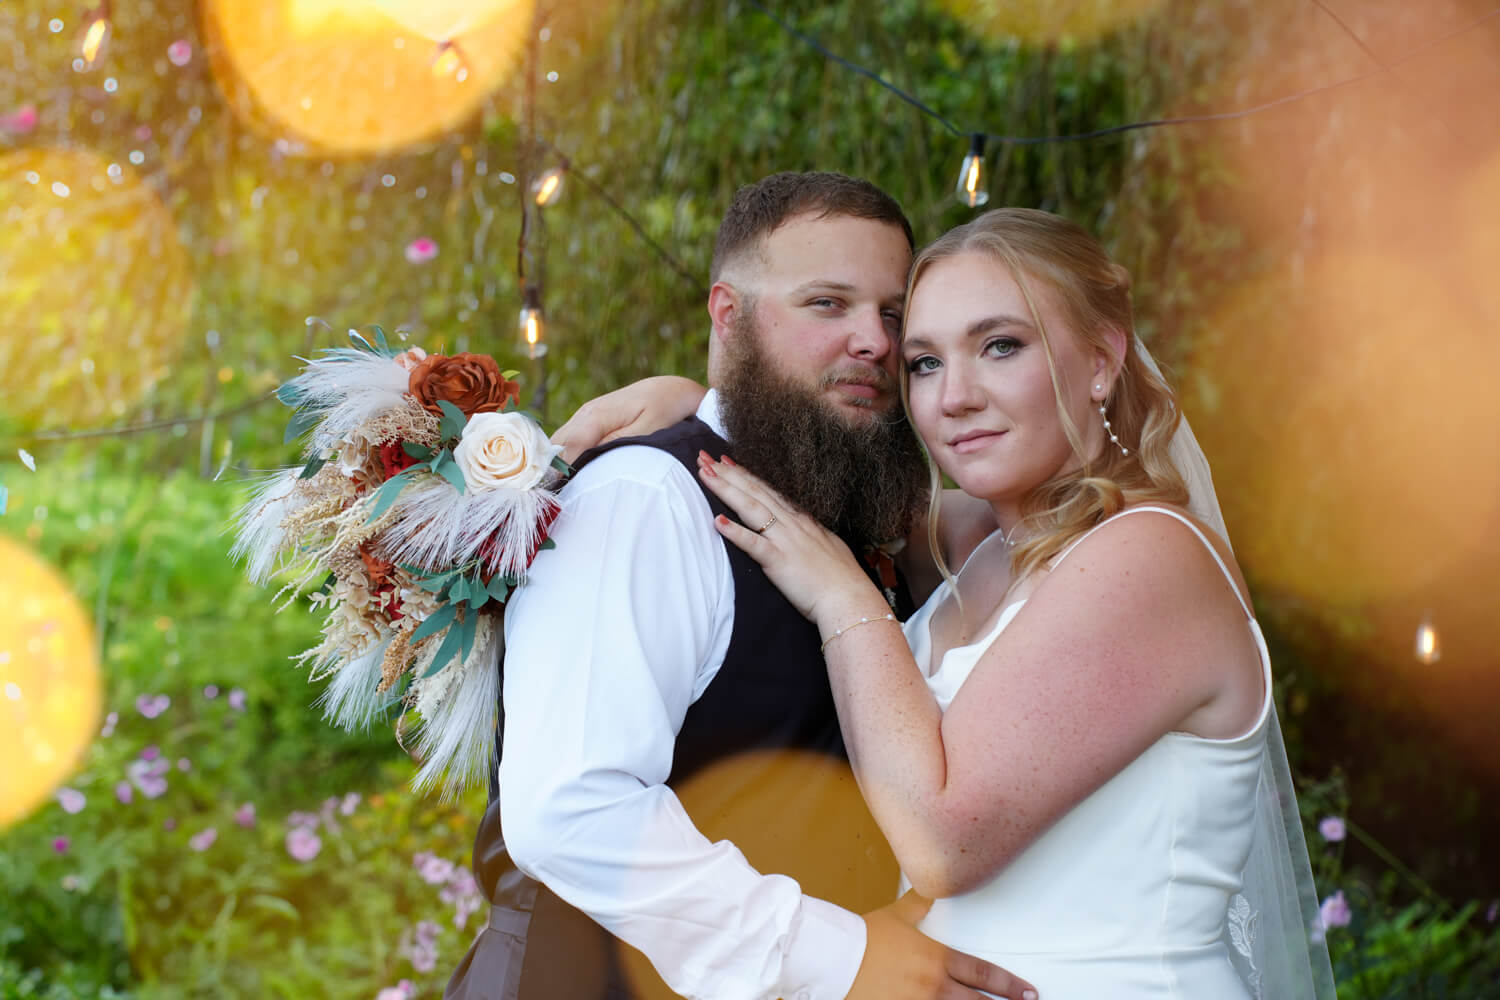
[906,355,940,375]
[983,336,1021,359]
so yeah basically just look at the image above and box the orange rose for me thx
[407,352,519,417]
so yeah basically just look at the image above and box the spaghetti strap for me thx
[1054,506,1253,620]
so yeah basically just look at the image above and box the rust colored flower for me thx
[407,353,519,417]
[360,546,395,591]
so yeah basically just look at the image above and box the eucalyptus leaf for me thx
[457,610,479,662]
[486,575,512,604]
[410,603,457,644]
[435,457,467,494]
[371,325,390,354]
[437,400,468,441]
[283,408,320,444]
[298,453,326,480]
[347,329,376,353]
[402,441,434,460]
[423,614,467,678]
[551,455,572,475]
[366,470,414,523]
[502,369,520,380]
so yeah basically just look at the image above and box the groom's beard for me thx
[716,310,928,548]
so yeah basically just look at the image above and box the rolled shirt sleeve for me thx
[498,445,866,1000]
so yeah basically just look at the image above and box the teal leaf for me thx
[371,325,390,354]
[551,455,572,475]
[458,610,479,661]
[435,456,467,494]
[437,400,467,442]
[298,453,326,480]
[448,575,471,605]
[347,329,376,353]
[423,613,467,678]
[537,538,556,552]
[486,575,512,604]
[275,382,305,407]
[283,407,320,444]
[410,603,457,644]
[366,470,414,523]
[402,441,434,460]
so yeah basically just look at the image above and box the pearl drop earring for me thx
[1097,387,1129,456]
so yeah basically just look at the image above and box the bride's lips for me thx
[948,429,1007,454]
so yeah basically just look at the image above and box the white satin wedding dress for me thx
[903,505,1271,999]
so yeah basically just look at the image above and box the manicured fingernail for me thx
[701,463,716,478]
[1024,991,1037,1000]
[721,455,737,467]
[697,449,712,463]
[715,514,730,526]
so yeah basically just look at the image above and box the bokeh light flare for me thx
[204,0,535,154]
[0,537,101,829]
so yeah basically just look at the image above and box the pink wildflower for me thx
[414,852,456,886]
[163,817,177,831]
[189,827,218,851]
[167,40,192,66]
[340,792,361,816]
[375,980,415,1000]
[287,810,320,830]
[227,688,247,712]
[100,711,118,737]
[234,802,256,828]
[135,694,170,718]
[139,745,160,761]
[286,827,322,862]
[52,837,69,854]
[404,237,438,264]
[1320,890,1352,930]
[114,781,133,804]
[176,758,191,772]
[56,788,86,814]
[1318,817,1346,842]
[203,684,219,699]
[127,757,170,799]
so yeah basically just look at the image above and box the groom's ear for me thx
[708,281,741,343]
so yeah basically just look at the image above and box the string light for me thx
[519,285,546,359]
[955,133,988,207]
[80,3,110,69]
[430,39,469,83]
[1415,613,1441,665]
[531,164,566,207]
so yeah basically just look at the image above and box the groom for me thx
[447,173,1026,1000]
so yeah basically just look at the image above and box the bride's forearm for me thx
[816,592,972,897]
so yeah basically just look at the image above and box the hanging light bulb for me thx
[955,133,989,208]
[519,285,546,359]
[531,165,566,207]
[80,4,111,69]
[1414,613,1441,665]
[430,39,469,83]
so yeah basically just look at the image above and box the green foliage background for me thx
[2,0,1498,995]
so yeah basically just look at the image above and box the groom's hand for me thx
[847,892,1037,1000]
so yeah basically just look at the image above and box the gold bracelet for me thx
[820,612,898,654]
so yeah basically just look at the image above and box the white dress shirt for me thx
[498,390,866,1000]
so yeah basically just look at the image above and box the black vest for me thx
[446,418,913,1000]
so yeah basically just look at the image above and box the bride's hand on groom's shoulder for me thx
[551,375,707,463]
[850,892,1038,1000]
[696,453,873,625]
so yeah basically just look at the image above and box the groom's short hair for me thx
[709,172,914,283]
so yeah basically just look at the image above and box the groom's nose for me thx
[845,308,895,365]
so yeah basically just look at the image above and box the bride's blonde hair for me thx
[899,207,1189,583]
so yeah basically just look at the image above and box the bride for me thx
[563,208,1335,998]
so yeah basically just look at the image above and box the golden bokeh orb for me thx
[0,147,194,430]
[938,0,1163,46]
[203,0,535,155]
[0,536,101,828]
[621,749,898,1000]
[1189,253,1500,606]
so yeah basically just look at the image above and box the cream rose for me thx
[452,411,557,492]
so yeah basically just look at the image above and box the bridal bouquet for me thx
[233,328,567,797]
